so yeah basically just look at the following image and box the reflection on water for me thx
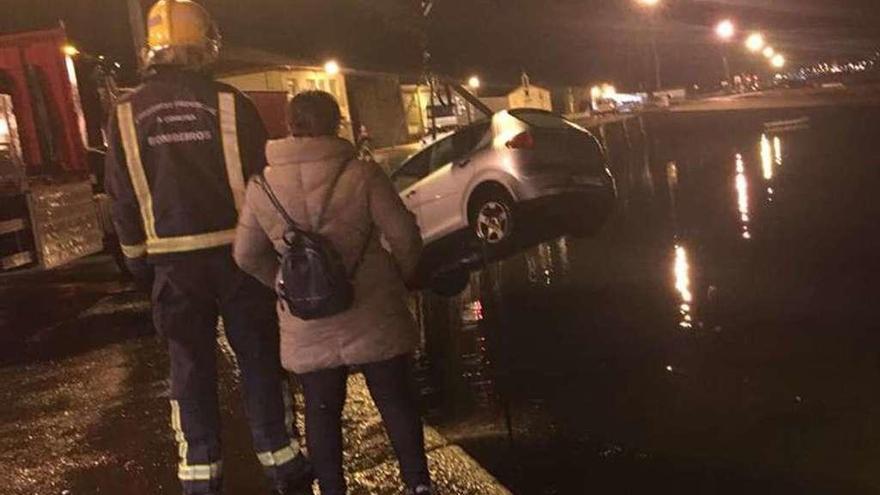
[770,136,782,201]
[557,237,572,274]
[761,134,784,201]
[459,297,496,407]
[666,161,679,199]
[674,244,695,329]
[462,299,485,324]
[526,237,572,286]
[410,109,880,494]
[774,136,782,168]
[761,133,785,203]
[526,244,553,286]
[761,135,774,180]
[735,153,752,240]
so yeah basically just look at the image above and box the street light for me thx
[763,47,775,59]
[467,76,481,91]
[715,19,735,41]
[771,54,786,69]
[324,59,340,75]
[745,33,765,53]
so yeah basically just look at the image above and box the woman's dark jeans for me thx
[297,354,430,495]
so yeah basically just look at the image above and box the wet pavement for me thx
[0,260,509,495]
[3,105,880,494]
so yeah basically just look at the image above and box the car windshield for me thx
[509,109,571,129]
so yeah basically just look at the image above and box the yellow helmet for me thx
[144,0,221,69]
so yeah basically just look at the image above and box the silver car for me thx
[391,109,616,263]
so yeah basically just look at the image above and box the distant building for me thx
[477,83,553,114]
[216,48,414,148]
[345,74,409,149]
[216,49,561,150]
[507,84,552,111]
[400,83,487,139]
[399,84,433,138]
[562,85,597,115]
[218,64,354,141]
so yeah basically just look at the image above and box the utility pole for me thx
[721,50,731,83]
[650,23,662,91]
[127,0,148,71]
[714,19,736,87]
[419,0,437,139]
[635,0,663,92]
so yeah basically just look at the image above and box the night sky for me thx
[2,0,878,89]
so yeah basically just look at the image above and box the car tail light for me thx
[506,131,534,149]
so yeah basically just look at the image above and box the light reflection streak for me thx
[557,237,571,274]
[674,244,694,329]
[769,137,782,202]
[761,135,782,201]
[735,153,752,240]
[773,136,782,167]
[760,134,773,180]
[526,238,572,286]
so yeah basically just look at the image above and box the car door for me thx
[417,123,490,242]
[391,149,432,233]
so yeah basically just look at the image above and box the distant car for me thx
[773,77,810,90]
[391,109,616,291]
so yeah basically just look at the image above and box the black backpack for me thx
[254,162,370,320]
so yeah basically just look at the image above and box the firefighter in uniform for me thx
[104,1,313,493]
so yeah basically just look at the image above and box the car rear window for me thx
[509,109,570,129]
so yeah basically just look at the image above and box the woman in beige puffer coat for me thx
[233,91,432,495]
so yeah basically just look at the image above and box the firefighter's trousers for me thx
[151,249,307,495]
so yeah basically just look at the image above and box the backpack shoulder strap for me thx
[348,163,376,278]
[316,157,356,230]
[348,224,374,278]
[255,172,302,233]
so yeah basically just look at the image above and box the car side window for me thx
[428,136,457,172]
[472,122,493,150]
[392,150,430,191]
[428,122,490,172]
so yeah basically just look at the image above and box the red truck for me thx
[0,27,117,272]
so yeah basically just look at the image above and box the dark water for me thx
[419,108,880,494]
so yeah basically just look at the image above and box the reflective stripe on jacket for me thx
[104,69,268,262]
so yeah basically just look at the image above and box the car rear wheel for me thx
[469,187,516,250]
